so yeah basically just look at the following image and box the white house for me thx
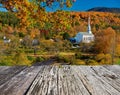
[73,16,94,43]
[3,36,11,44]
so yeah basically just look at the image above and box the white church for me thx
[70,16,94,44]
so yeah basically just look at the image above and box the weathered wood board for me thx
[0,65,120,95]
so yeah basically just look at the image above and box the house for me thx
[3,36,11,44]
[70,16,94,44]
[32,39,40,46]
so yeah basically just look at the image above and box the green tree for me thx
[63,32,70,40]
[0,12,19,27]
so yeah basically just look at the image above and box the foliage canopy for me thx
[0,0,75,28]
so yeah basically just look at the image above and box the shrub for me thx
[95,53,112,65]
[80,55,90,59]
[0,25,2,31]
[69,56,76,65]
[13,51,31,66]
[55,54,65,63]
[18,32,25,37]
[27,56,35,61]
[86,59,99,65]
[55,54,76,64]
[104,54,112,64]
[115,44,120,57]
[75,52,82,59]
[0,56,13,66]
[116,58,120,65]
[63,57,70,63]
[35,57,44,62]
[62,32,70,40]
[75,59,85,65]
[45,35,51,40]
[96,53,105,62]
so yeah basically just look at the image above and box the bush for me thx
[0,25,2,31]
[116,58,120,65]
[56,54,76,64]
[96,53,105,62]
[18,32,25,37]
[69,56,76,65]
[86,59,99,65]
[62,32,70,40]
[75,52,82,59]
[95,53,112,65]
[0,56,13,66]
[35,57,44,62]
[80,55,90,59]
[13,51,31,66]
[45,35,51,40]
[55,55,65,63]
[24,49,34,53]
[27,56,35,61]
[75,59,85,65]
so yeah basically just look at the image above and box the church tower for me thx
[87,16,92,34]
[72,15,94,44]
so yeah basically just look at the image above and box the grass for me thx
[58,52,75,56]
[116,59,120,65]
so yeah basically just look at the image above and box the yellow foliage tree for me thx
[115,44,120,57]
[0,0,75,28]
[96,53,112,65]
[13,51,31,66]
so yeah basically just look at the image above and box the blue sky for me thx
[47,0,120,11]
[0,0,120,12]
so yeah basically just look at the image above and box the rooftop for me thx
[77,32,94,35]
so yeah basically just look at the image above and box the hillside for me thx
[0,11,120,65]
[87,7,120,13]
[70,11,120,35]
[0,11,120,36]
[0,11,120,34]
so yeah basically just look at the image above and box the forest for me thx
[0,0,120,66]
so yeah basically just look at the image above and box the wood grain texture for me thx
[0,65,120,95]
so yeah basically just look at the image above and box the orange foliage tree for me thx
[94,27,116,54]
[0,0,75,28]
[47,11,72,34]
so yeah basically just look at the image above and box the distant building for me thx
[3,36,11,44]
[32,39,40,46]
[70,16,94,44]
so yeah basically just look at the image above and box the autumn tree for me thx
[115,44,120,57]
[0,0,75,28]
[94,27,116,54]
[96,53,112,65]
[47,10,72,34]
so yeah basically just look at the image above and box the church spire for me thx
[88,16,92,34]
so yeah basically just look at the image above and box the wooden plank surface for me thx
[104,65,120,75]
[0,66,41,95]
[0,65,120,95]
[0,66,26,86]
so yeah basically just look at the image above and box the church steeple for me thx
[87,16,92,34]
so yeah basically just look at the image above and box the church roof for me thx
[77,32,94,35]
